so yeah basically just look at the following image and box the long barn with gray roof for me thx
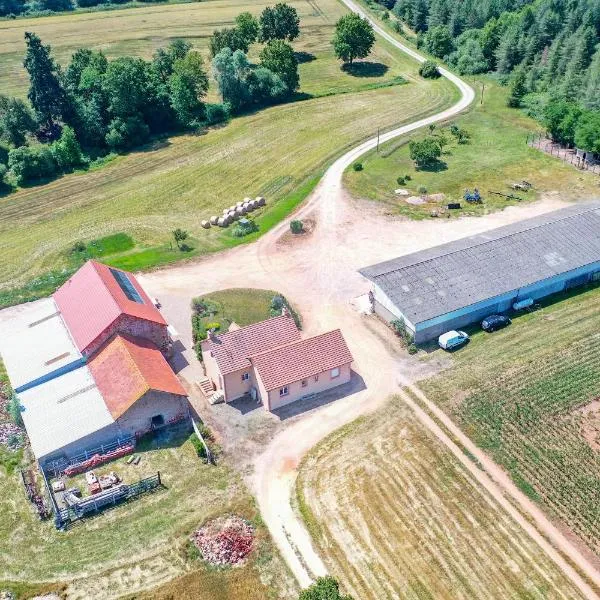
[359,202,600,343]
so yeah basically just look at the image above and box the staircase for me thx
[196,377,214,398]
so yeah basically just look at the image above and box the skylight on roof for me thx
[109,268,144,304]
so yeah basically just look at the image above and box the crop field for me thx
[0,0,458,295]
[344,78,599,219]
[421,283,600,557]
[298,395,585,600]
[0,429,294,599]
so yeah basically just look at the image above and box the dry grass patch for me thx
[298,397,585,599]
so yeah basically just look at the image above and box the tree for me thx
[260,40,299,92]
[506,67,527,108]
[543,99,581,146]
[260,3,300,42]
[246,67,287,104]
[235,12,259,47]
[51,125,83,168]
[211,48,250,111]
[23,32,66,135]
[409,137,442,167]
[453,37,488,75]
[298,576,353,600]
[209,27,248,58]
[172,227,188,249]
[152,40,192,83]
[168,51,209,125]
[105,115,149,150]
[103,57,150,118]
[332,13,375,66]
[575,110,600,154]
[419,60,441,78]
[423,25,453,58]
[0,95,36,147]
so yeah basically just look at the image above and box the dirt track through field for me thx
[139,1,600,597]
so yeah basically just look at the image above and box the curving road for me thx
[141,2,600,597]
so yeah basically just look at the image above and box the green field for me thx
[0,428,293,599]
[344,77,600,219]
[298,396,585,599]
[0,0,458,295]
[421,283,600,556]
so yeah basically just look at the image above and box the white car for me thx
[438,330,469,350]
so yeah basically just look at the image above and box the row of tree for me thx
[1,0,158,18]
[0,3,304,187]
[386,0,600,153]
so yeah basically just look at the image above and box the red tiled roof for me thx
[251,329,353,391]
[54,260,166,353]
[204,315,300,375]
[88,334,186,419]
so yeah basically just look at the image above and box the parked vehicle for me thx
[481,314,511,332]
[438,330,469,350]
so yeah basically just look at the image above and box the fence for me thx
[527,133,600,175]
[45,435,135,478]
[192,419,215,465]
[54,472,162,529]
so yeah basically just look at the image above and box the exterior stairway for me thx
[197,376,214,398]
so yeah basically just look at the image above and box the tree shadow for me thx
[342,61,389,78]
[294,51,316,63]
[416,159,448,172]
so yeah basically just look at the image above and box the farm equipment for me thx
[488,190,523,202]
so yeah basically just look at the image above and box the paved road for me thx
[139,3,600,597]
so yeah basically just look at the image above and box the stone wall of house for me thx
[83,314,170,357]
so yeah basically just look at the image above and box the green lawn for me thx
[0,428,293,599]
[344,77,600,219]
[0,0,458,298]
[421,283,600,557]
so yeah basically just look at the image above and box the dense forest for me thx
[385,0,600,154]
[0,5,301,188]
[0,0,163,18]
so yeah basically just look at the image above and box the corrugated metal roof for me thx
[0,298,81,390]
[18,365,114,459]
[204,315,301,375]
[54,260,166,353]
[251,329,354,391]
[88,334,186,419]
[359,202,600,324]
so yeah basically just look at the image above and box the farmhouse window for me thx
[242,372,249,381]
[279,386,289,397]
[314,374,319,382]
[301,379,308,387]
[331,367,340,379]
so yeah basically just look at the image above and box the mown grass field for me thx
[421,283,600,557]
[0,428,294,599]
[298,395,585,600]
[344,77,600,219]
[0,0,458,296]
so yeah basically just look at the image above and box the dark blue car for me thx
[481,314,511,332]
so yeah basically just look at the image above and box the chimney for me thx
[208,328,218,341]
[281,306,290,318]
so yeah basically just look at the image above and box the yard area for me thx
[344,78,600,219]
[421,283,600,557]
[0,425,294,599]
[297,395,585,599]
[0,0,457,299]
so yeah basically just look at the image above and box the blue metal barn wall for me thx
[374,260,600,344]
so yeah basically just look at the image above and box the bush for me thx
[391,318,414,345]
[204,102,230,125]
[352,162,363,171]
[8,145,56,185]
[396,176,405,185]
[417,185,427,194]
[231,218,259,238]
[408,343,418,354]
[204,321,221,331]
[190,433,207,458]
[290,219,303,234]
[7,393,23,427]
[270,294,302,329]
[192,297,218,317]
[419,60,441,79]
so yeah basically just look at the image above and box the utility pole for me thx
[481,83,485,105]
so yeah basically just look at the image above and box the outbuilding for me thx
[360,202,600,343]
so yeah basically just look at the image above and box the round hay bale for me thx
[217,217,226,227]
[236,201,244,208]
[201,220,211,229]
[243,202,252,212]
[235,206,244,217]
[228,211,236,221]
[243,197,252,203]
[210,215,219,225]
[223,208,230,215]
[251,199,259,209]
[229,205,236,212]
[257,196,266,206]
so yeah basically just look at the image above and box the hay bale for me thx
[210,215,219,225]
[243,202,251,212]
[201,220,211,229]
[250,200,259,209]
[243,197,252,203]
[257,196,266,206]
[227,211,236,221]
[236,201,243,208]
[229,205,236,212]
[217,217,228,227]
[222,208,229,215]
[235,206,244,216]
